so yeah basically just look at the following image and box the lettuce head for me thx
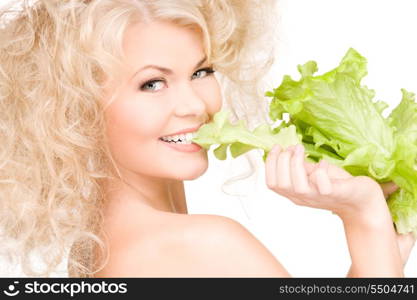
[192,48,417,235]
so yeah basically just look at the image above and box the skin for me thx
[101,20,221,215]
[266,145,414,276]
[380,182,417,267]
[94,19,414,277]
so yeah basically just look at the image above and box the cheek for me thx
[212,81,223,112]
[104,99,167,165]
[106,100,166,143]
[200,78,223,114]
[104,98,209,180]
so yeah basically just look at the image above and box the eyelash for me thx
[139,67,215,92]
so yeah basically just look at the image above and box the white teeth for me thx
[161,131,196,144]
[185,133,193,141]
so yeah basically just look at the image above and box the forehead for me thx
[122,20,205,67]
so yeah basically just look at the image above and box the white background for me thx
[186,0,417,277]
[1,0,417,277]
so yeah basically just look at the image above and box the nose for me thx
[173,82,209,122]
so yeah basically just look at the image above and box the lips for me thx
[158,123,204,153]
[160,124,203,138]
[159,138,203,153]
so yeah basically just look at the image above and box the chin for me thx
[173,159,209,180]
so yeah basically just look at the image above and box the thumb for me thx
[380,182,398,198]
[329,176,361,200]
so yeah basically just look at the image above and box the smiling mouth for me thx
[159,132,197,144]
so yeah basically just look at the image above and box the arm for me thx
[345,182,416,275]
[348,182,417,274]
[343,204,403,277]
[265,144,404,277]
[380,182,417,267]
[396,232,417,267]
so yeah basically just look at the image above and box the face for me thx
[103,20,222,182]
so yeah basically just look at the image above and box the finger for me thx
[304,160,316,175]
[326,163,352,179]
[288,196,309,207]
[310,159,332,195]
[290,144,310,194]
[380,181,399,198]
[265,145,281,189]
[276,146,294,191]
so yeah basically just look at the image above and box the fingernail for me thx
[286,145,295,152]
[319,159,328,168]
[270,145,281,154]
[295,144,304,155]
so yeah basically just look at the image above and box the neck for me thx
[102,171,188,215]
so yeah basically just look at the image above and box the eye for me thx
[191,67,215,79]
[140,79,166,92]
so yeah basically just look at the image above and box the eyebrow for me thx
[131,55,208,79]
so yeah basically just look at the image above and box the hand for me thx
[380,182,417,266]
[265,144,387,221]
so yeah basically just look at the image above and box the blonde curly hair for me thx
[0,0,278,277]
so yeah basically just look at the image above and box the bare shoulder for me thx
[96,213,290,277]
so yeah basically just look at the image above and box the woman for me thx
[0,0,414,277]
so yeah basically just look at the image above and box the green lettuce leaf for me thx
[192,48,417,234]
[192,110,301,161]
[267,48,417,234]
[268,48,396,179]
[386,90,417,233]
